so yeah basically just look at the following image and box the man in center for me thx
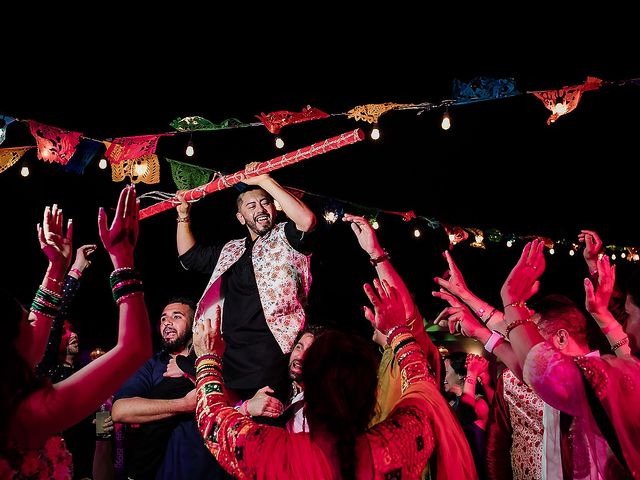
[175,164,316,411]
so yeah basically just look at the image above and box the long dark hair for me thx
[302,331,379,480]
[0,291,47,453]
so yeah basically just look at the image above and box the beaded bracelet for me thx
[504,300,528,310]
[505,317,534,339]
[611,336,629,352]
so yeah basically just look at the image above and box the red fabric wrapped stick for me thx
[139,128,364,220]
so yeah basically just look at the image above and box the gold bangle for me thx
[177,216,190,223]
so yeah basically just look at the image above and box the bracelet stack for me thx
[110,267,144,305]
[31,285,63,318]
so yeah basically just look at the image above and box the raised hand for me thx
[432,290,484,337]
[584,255,616,317]
[72,244,97,273]
[193,305,225,357]
[241,161,269,186]
[37,204,73,269]
[342,213,382,256]
[500,239,545,306]
[175,190,191,219]
[434,250,470,300]
[362,279,405,335]
[578,229,603,273]
[98,185,138,269]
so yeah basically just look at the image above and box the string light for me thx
[98,158,108,169]
[323,210,339,224]
[370,123,381,140]
[134,161,148,177]
[441,109,451,130]
[20,163,30,177]
[413,228,421,238]
[611,254,617,260]
[634,254,640,262]
[371,219,380,230]
[506,240,513,248]
[569,249,575,256]
[185,135,195,157]
[622,252,627,259]
[549,248,555,255]
[275,136,285,149]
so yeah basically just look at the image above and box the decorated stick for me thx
[139,128,364,219]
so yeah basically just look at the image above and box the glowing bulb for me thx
[569,249,575,256]
[134,162,148,177]
[634,254,640,262]
[554,102,568,115]
[414,228,421,238]
[371,220,380,230]
[448,234,456,243]
[506,240,513,248]
[275,136,285,149]
[622,252,627,259]
[611,254,617,260]
[185,140,194,157]
[370,125,380,140]
[20,165,30,177]
[549,248,555,255]
[475,234,483,244]
[323,211,338,224]
[441,111,451,131]
[98,158,108,169]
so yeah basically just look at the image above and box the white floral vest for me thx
[195,222,311,353]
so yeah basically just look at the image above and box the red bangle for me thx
[70,267,83,278]
[601,322,622,335]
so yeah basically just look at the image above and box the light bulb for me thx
[448,234,456,243]
[611,254,617,260]
[569,249,575,256]
[549,248,555,255]
[98,158,108,169]
[275,136,285,149]
[506,240,513,248]
[441,111,451,130]
[323,211,338,224]
[413,228,421,238]
[20,165,30,177]
[634,254,640,262]
[475,234,483,244]
[371,220,379,230]
[185,140,194,157]
[622,252,627,259]
[370,124,380,140]
[554,102,568,115]
[134,162,148,177]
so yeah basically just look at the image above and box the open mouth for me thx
[163,328,177,338]
[255,214,270,225]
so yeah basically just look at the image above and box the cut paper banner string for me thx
[0,115,16,146]
[111,154,160,184]
[347,102,413,124]
[170,116,252,132]
[139,128,365,219]
[0,146,33,174]
[166,157,214,190]
[452,77,520,105]
[105,133,173,165]
[256,106,330,134]
[531,76,603,125]
[65,139,105,175]
[27,120,82,165]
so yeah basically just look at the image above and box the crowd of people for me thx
[1,167,639,479]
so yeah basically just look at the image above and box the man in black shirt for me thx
[175,164,316,412]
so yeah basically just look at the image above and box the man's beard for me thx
[162,330,192,352]
[245,215,273,237]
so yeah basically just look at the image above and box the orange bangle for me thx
[505,317,534,339]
